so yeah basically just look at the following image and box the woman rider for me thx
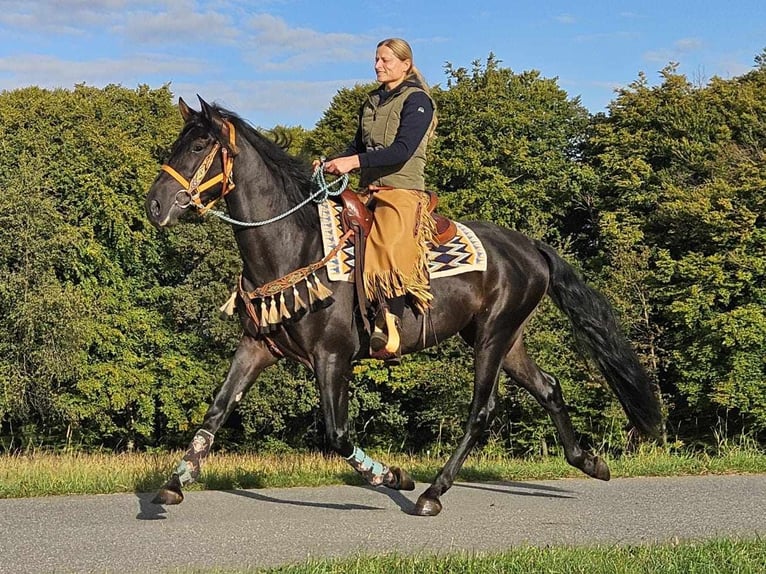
[321,37,437,361]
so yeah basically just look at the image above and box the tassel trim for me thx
[232,230,353,331]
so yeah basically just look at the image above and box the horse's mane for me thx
[213,105,319,230]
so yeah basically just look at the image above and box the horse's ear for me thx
[198,95,223,127]
[198,95,239,155]
[197,95,218,121]
[178,97,193,121]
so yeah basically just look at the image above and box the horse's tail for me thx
[535,240,662,437]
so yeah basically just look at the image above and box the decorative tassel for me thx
[279,291,291,321]
[311,272,333,301]
[268,296,280,324]
[292,285,307,313]
[219,290,237,316]
[306,277,317,307]
[259,298,269,328]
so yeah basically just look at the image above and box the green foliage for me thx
[302,83,375,160]
[301,83,377,190]
[2,50,764,455]
[0,85,241,449]
[428,54,592,241]
[584,63,766,438]
[267,125,311,158]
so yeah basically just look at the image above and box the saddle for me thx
[336,187,457,334]
[338,187,457,245]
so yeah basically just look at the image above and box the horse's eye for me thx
[192,138,209,153]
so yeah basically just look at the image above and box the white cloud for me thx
[674,38,703,53]
[0,53,202,89]
[0,0,146,35]
[643,49,675,63]
[117,1,240,45]
[243,13,371,71]
[555,13,577,25]
[644,38,703,64]
[715,58,751,78]
[169,77,368,127]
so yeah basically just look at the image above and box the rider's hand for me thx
[324,155,360,175]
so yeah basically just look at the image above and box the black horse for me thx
[145,97,661,516]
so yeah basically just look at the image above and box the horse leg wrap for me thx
[175,429,214,487]
[345,446,393,487]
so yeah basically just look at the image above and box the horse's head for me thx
[146,96,238,228]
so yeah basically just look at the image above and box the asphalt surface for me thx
[0,474,764,573]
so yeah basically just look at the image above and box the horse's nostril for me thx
[150,199,161,217]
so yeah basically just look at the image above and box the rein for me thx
[207,164,349,228]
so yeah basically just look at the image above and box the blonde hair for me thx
[377,38,437,135]
[377,38,430,94]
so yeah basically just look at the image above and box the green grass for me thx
[171,538,766,573]
[1,443,764,499]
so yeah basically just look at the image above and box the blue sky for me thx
[0,1,764,128]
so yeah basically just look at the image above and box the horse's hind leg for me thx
[152,335,278,505]
[503,339,610,481]
[413,338,506,516]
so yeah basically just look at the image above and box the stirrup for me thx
[369,308,388,352]
[369,311,401,363]
[383,311,400,354]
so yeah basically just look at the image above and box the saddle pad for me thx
[318,199,487,283]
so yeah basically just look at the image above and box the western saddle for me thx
[336,187,457,333]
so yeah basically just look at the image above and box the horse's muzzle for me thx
[148,198,162,220]
[145,194,178,228]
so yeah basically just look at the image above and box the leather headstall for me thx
[161,120,237,215]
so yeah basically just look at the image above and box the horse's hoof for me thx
[151,474,184,505]
[412,494,442,516]
[388,467,415,491]
[592,457,611,481]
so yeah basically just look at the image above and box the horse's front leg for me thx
[315,354,414,491]
[152,335,278,505]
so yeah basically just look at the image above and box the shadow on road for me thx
[453,481,575,499]
[132,480,573,521]
[226,484,423,515]
[135,492,168,520]
[225,488,385,512]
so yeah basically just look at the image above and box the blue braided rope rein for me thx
[207,159,349,227]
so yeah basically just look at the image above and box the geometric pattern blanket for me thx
[317,199,487,283]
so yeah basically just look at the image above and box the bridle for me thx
[160,120,237,215]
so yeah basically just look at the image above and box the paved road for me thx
[0,474,764,573]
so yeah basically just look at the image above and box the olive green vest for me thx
[359,84,434,190]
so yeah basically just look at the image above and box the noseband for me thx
[161,121,237,215]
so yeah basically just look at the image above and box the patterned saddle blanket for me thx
[317,199,487,282]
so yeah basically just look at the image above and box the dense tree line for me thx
[0,52,763,455]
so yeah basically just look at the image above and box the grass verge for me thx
[1,444,764,499]
[173,538,766,573]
